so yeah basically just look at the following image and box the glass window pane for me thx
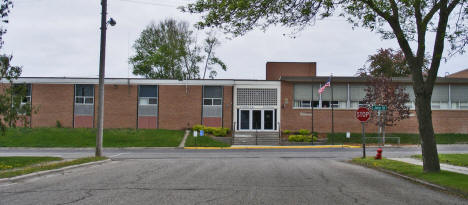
[213,99,222,105]
[76,84,94,97]
[149,98,158,104]
[203,99,212,105]
[252,110,261,129]
[204,86,223,98]
[139,85,158,97]
[240,110,250,130]
[75,97,84,104]
[85,98,94,104]
[139,98,149,105]
[264,110,273,130]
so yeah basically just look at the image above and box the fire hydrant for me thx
[375,148,383,160]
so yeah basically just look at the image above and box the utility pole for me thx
[96,0,108,157]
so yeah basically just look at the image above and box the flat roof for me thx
[280,76,468,84]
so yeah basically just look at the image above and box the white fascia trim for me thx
[3,78,237,86]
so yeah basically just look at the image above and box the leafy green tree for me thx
[130,19,226,80]
[358,48,429,77]
[183,0,468,172]
[0,0,35,133]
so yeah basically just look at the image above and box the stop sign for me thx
[356,107,370,122]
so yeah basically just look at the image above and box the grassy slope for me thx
[0,156,62,170]
[0,128,185,147]
[328,133,468,144]
[185,134,230,147]
[412,154,468,168]
[0,157,106,178]
[352,157,468,195]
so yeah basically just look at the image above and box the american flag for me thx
[318,77,331,94]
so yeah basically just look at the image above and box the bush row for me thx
[192,125,230,137]
[288,135,319,142]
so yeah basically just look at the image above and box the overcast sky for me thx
[3,0,467,79]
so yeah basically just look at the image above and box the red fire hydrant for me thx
[375,148,383,160]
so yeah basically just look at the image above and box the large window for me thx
[75,84,94,105]
[431,85,449,109]
[450,85,468,110]
[139,85,158,105]
[293,83,349,109]
[203,86,223,105]
[13,84,31,105]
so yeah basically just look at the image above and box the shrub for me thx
[204,127,215,134]
[288,135,318,142]
[192,125,204,131]
[56,120,62,128]
[283,130,291,134]
[298,129,310,135]
[212,127,229,137]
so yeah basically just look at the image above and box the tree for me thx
[362,76,410,144]
[357,48,429,77]
[130,19,226,80]
[0,1,34,133]
[182,0,468,172]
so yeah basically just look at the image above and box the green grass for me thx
[0,156,62,170]
[0,128,185,147]
[352,157,468,195]
[185,134,230,147]
[0,156,107,178]
[328,133,468,144]
[412,154,468,168]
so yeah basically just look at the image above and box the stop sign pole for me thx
[356,107,370,158]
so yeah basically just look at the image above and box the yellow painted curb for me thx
[184,145,360,150]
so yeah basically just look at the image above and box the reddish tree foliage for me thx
[362,76,410,127]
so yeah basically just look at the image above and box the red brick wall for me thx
[203,117,222,127]
[266,62,316,80]
[31,84,74,127]
[223,86,233,129]
[74,116,93,128]
[281,81,468,134]
[138,116,157,129]
[94,84,138,128]
[159,85,202,130]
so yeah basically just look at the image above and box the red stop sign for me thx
[356,107,370,122]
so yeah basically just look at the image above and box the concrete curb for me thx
[0,147,177,151]
[0,159,111,184]
[349,161,468,198]
[184,145,360,149]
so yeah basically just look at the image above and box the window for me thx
[75,84,94,105]
[431,85,449,110]
[451,85,468,110]
[294,83,348,109]
[13,84,31,105]
[139,85,158,105]
[203,86,222,106]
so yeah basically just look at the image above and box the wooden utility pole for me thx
[96,0,108,157]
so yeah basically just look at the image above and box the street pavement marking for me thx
[109,153,126,158]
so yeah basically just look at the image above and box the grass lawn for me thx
[412,154,468,168]
[328,133,468,144]
[0,128,185,147]
[0,156,62,170]
[352,157,468,195]
[0,156,107,179]
[185,134,230,147]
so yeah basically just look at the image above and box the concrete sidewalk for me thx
[184,145,361,149]
[389,157,468,175]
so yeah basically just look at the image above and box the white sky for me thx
[3,0,467,79]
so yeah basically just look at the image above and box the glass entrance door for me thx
[238,109,276,131]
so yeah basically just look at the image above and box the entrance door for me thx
[238,109,276,131]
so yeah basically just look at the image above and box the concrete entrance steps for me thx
[233,132,280,145]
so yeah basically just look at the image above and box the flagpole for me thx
[311,80,314,144]
[331,73,334,145]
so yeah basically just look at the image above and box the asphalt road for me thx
[0,146,467,204]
